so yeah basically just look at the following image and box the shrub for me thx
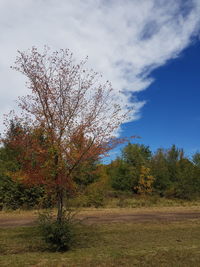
[38,211,74,251]
[0,174,48,210]
[86,190,105,208]
[116,196,129,208]
[85,182,106,208]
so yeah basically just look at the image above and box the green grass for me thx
[1,219,200,266]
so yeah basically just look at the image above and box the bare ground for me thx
[1,207,200,227]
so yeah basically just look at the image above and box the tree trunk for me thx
[57,187,63,223]
[54,152,64,223]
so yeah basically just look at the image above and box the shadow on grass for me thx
[0,222,104,255]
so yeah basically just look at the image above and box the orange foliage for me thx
[134,166,155,195]
[4,47,129,220]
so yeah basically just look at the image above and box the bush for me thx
[116,197,129,208]
[86,190,105,208]
[38,211,74,251]
[0,174,49,210]
[67,193,105,208]
[84,182,106,208]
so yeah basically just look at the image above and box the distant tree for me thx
[118,143,152,191]
[122,143,152,167]
[174,157,196,199]
[192,152,200,168]
[0,122,55,210]
[134,166,155,195]
[151,146,200,199]
[151,148,171,196]
[0,121,22,174]
[73,158,99,190]
[84,164,110,208]
[108,158,135,191]
[166,145,183,183]
[3,47,128,222]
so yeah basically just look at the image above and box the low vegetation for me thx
[1,218,200,266]
[1,143,200,211]
[38,211,75,251]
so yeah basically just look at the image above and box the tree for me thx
[122,143,152,167]
[192,152,200,168]
[120,143,152,190]
[4,47,127,222]
[174,158,196,200]
[0,121,55,210]
[166,145,182,183]
[108,158,134,191]
[151,148,173,196]
[134,166,155,195]
[73,158,99,190]
[0,121,22,174]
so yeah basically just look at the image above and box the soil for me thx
[1,210,200,227]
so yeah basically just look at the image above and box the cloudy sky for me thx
[0,0,200,155]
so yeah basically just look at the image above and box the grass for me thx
[105,195,200,208]
[69,194,200,209]
[1,218,200,266]
[1,204,200,222]
[1,204,200,229]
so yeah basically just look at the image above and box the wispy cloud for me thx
[0,0,200,133]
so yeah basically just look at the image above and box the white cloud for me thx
[0,0,200,134]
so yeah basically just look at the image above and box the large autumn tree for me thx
[4,47,128,221]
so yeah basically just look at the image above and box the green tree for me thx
[108,158,135,191]
[192,152,200,168]
[122,143,152,167]
[151,148,171,196]
[174,158,198,199]
[0,122,54,210]
[73,159,99,191]
[166,145,183,183]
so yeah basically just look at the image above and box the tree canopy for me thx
[3,47,128,221]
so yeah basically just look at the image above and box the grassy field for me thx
[1,204,200,226]
[105,196,200,208]
[1,212,200,266]
[69,194,200,209]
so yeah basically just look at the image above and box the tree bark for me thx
[57,187,63,222]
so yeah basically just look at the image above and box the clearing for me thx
[1,206,200,266]
[1,206,200,227]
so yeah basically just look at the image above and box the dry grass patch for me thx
[1,219,200,266]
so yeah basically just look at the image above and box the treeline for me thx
[1,140,200,210]
[0,142,55,210]
[107,143,200,200]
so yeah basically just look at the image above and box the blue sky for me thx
[113,39,200,160]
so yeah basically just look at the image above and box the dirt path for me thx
[1,208,200,227]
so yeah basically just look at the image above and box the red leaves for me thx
[5,47,130,195]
